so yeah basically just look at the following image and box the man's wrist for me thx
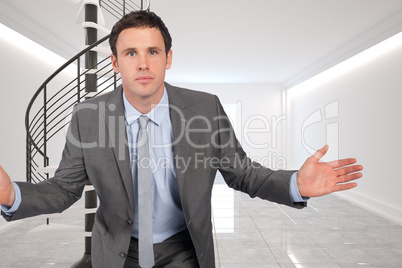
[1,182,21,215]
[6,182,16,207]
[289,172,309,203]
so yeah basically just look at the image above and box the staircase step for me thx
[81,45,111,57]
[82,21,110,34]
[28,223,92,237]
[83,91,108,98]
[36,165,58,174]
[84,184,95,192]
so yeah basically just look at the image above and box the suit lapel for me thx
[104,86,134,210]
[165,83,197,194]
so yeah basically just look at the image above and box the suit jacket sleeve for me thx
[4,105,88,221]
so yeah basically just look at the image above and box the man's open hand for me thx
[297,145,363,198]
[0,165,15,207]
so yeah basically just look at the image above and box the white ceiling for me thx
[1,0,402,87]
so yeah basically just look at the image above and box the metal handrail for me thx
[25,34,115,182]
[99,0,150,19]
[25,34,110,152]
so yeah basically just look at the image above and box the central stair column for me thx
[72,2,98,268]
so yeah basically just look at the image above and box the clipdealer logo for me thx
[301,100,339,160]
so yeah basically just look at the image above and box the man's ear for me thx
[111,53,120,73]
[166,49,173,70]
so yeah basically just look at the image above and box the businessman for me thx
[0,11,362,268]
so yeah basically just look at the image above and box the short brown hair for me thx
[109,11,172,57]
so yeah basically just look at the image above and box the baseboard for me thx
[334,191,402,226]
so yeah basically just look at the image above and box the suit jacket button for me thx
[120,252,126,258]
[127,219,133,225]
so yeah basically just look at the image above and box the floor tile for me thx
[1,181,402,267]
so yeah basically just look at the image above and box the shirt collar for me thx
[123,86,169,126]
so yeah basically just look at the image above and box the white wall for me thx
[175,83,287,170]
[0,29,73,182]
[287,38,402,224]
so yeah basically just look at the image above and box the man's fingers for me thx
[334,182,358,192]
[335,165,363,176]
[0,165,15,206]
[0,165,8,179]
[328,158,357,168]
[311,145,329,162]
[0,165,10,178]
[338,172,362,183]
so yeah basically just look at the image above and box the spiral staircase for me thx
[26,0,149,183]
[24,1,149,267]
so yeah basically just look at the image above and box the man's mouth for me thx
[136,76,153,83]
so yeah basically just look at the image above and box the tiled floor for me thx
[1,176,401,268]
[212,176,402,268]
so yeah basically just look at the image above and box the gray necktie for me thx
[137,116,154,268]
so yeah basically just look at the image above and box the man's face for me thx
[111,27,172,110]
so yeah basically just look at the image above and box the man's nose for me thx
[137,55,149,70]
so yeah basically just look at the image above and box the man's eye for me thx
[150,50,157,55]
[128,52,135,56]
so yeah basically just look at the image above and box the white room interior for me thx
[286,33,402,225]
[1,0,401,224]
[1,0,402,267]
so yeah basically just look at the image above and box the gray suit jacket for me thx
[4,83,305,267]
